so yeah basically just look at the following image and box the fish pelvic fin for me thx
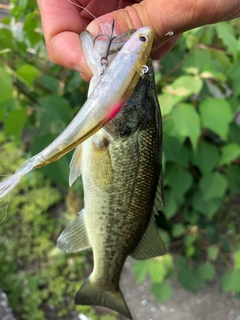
[75,279,132,319]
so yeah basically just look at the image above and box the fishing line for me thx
[0,193,10,224]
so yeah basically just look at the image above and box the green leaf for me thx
[165,166,193,201]
[164,190,178,219]
[0,29,14,50]
[215,22,239,59]
[133,260,148,284]
[38,75,59,94]
[199,172,228,201]
[172,103,200,149]
[225,166,240,194]
[0,67,13,105]
[219,143,240,165]
[234,251,240,270]
[172,223,185,238]
[166,75,203,98]
[207,246,219,261]
[151,281,172,303]
[39,95,72,125]
[198,262,215,281]
[17,64,41,86]
[192,142,219,174]
[158,93,175,116]
[227,61,240,96]
[191,189,222,219]
[199,98,232,140]
[4,108,27,142]
[163,136,189,166]
[222,270,240,292]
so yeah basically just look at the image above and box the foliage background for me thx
[0,0,240,319]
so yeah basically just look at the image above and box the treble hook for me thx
[93,20,116,69]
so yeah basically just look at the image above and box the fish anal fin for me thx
[75,279,132,319]
[57,209,91,253]
[69,145,82,187]
[131,215,166,260]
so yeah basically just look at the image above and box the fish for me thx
[0,26,154,200]
[57,58,166,319]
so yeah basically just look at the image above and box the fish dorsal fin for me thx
[131,215,166,260]
[69,145,82,187]
[153,173,164,212]
[57,209,91,253]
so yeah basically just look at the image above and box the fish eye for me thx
[139,35,148,42]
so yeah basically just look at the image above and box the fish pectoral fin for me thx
[75,279,132,319]
[131,215,166,260]
[57,209,91,253]
[69,145,82,187]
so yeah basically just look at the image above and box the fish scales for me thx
[58,59,166,319]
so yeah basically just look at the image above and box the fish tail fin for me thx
[0,156,36,200]
[75,279,132,319]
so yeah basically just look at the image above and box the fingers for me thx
[37,0,92,76]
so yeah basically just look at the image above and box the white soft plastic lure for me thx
[0,26,154,200]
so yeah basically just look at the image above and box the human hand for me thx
[37,0,240,81]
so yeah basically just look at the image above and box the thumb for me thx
[86,1,177,53]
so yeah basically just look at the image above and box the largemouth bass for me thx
[57,59,166,319]
[0,27,153,200]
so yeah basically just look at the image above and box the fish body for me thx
[58,59,166,319]
[0,27,154,200]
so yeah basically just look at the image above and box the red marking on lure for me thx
[107,100,124,120]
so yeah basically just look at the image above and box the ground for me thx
[2,257,240,320]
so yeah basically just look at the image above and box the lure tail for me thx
[0,156,37,200]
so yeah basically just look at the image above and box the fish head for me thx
[121,26,154,62]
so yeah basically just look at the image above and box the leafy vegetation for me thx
[0,0,240,317]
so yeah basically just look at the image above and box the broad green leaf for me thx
[172,223,185,238]
[17,64,41,86]
[151,281,172,303]
[0,67,13,105]
[23,13,42,47]
[172,103,201,149]
[164,190,178,219]
[38,75,59,94]
[158,93,175,116]
[39,95,71,124]
[0,29,14,50]
[222,270,240,292]
[216,22,238,59]
[4,108,27,142]
[192,142,219,174]
[227,61,240,96]
[198,262,215,281]
[165,166,193,200]
[219,143,240,165]
[133,260,148,283]
[191,189,222,219]
[165,75,203,98]
[207,246,219,261]
[199,98,232,140]
[163,136,189,165]
[225,166,240,194]
[235,251,240,270]
[183,49,212,72]
[199,172,228,201]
